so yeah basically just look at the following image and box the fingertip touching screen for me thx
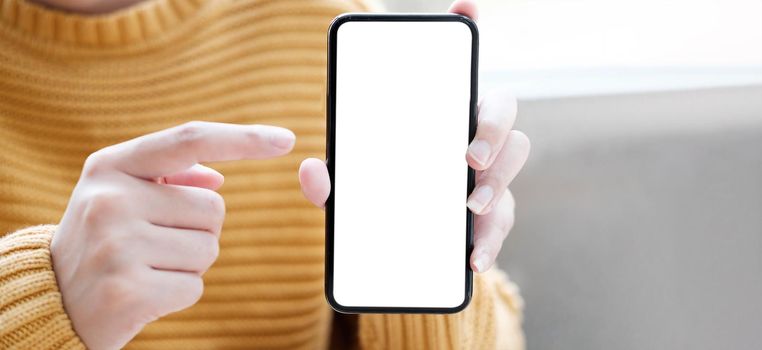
[327,15,477,312]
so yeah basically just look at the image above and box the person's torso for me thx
[0,0,368,348]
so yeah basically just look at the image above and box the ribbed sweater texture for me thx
[0,0,525,348]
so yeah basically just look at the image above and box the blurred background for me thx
[384,0,762,349]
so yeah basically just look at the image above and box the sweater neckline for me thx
[0,0,210,48]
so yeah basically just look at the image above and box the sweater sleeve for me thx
[356,268,525,350]
[0,225,85,350]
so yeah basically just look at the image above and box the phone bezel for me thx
[325,13,479,314]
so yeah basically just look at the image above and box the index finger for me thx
[466,89,518,170]
[111,121,295,179]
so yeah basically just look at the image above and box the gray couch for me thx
[499,86,762,349]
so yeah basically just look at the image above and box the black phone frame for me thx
[325,13,479,314]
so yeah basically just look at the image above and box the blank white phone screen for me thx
[333,20,473,308]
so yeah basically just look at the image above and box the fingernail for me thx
[468,139,491,166]
[473,251,490,272]
[467,185,493,214]
[196,164,218,175]
[269,128,296,149]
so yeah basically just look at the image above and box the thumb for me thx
[298,158,330,209]
[161,164,224,190]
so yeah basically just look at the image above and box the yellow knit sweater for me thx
[0,0,525,348]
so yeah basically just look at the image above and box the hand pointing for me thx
[51,121,295,350]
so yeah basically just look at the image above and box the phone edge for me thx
[324,13,479,315]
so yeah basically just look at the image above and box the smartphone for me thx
[325,13,478,313]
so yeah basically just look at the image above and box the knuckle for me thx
[97,238,121,258]
[208,190,226,216]
[82,150,111,178]
[82,189,125,225]
[243,125,267,146]
[485,221,504,242]
[495,214,513,239]
[201,238,220,268]
[510,130,531,153]
[503,200,516,236]
[204,190,226,229]
[181,277,204,307]
[504,188,516,207]
[173,121,208,148]
[503,222,514,239]
[99,275,134,306]
[92,235,128,268]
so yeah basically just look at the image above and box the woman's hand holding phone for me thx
[298,0,530,276]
